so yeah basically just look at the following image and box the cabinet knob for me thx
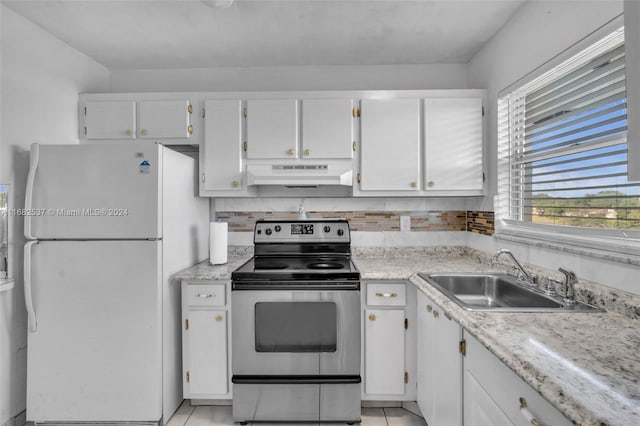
[287,148,295,156]
[426,304,432,312]
[427,181,435,188]
[140,129,148,136]
[368,314,376,321]
[303,149,310,156]
[215,315,223,322]
[433,310,439,318]
[231,180,239,188]
[124,129,133,136]
[410,181,417,188]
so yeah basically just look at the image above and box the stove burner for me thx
[254,260,289,270]
[306,262,345,270]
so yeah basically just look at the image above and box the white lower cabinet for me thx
[362,281,416,401]
[181,280,231,400]
[416,291,463,426]
[463,333,572,426]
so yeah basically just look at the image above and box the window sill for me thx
[495,220,640,266]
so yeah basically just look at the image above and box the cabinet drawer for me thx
[185,284,226,306]
[366,283,406,306]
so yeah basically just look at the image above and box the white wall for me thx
[467,0,637,294]
[110,63,469,92]
[0,5,110,423]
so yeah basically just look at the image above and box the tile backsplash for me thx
[217,210,495,235]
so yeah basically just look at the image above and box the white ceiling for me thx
[3,0,526,70]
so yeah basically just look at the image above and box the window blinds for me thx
[498,29,640,230]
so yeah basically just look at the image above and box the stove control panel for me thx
[254,220,350,243]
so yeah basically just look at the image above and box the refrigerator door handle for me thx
[24,241,38,332]
[24,143,40,240]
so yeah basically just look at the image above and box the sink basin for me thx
[417,273,603,312]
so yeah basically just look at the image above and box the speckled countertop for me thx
[175,246,640,426]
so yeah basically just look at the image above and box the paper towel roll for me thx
[209,222,228,265]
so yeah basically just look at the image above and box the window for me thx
[498,28,640,239]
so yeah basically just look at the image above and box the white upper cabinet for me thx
[359,98,421,191]
[424,97,483,192]
[82,98,192,141]
[245,99,299,159]
[301,99,354,159]
[201,99,244,193]
[84,101,136,139]
[137,100,192,139]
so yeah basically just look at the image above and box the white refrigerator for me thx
[23,142,209,424]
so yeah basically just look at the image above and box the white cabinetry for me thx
[362,281,416,401]
[200,99,252,195]
[137,100,192,139]
[81,97,192,142]
[301,98,354,159]
[83,101,136,139]
[359,99,421,191]
[245,99,298,159]
[416,292,463,426]
[424,97,483,192]
[182,281,231,400]
[463,332,572,426]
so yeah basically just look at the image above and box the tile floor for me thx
[167,401,427,426]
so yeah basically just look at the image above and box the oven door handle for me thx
[232,375,361,385]
[232,281,360,291]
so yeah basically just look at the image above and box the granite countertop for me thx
[175,246,640,426]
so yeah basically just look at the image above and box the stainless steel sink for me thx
[417,273,603,312]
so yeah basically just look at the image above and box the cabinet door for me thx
[186,310,228,396]
[416,292,435,424]
[424,97,483,191]
[432,307,463,426]
[246,99,298,159]
[301,99,353,159]
[464,370,513,426]
[360,99,421,191]
[202,99,243,191]
[364,309,405,395]
[138,100,191,139]
[84,101,136,139]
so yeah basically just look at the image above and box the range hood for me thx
[246,163,353,187]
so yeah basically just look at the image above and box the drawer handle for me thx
[196,293,215,298]
[433,310,439,318]
[375,292,397,298]
[426,304,432,312]
[519,397,544,426]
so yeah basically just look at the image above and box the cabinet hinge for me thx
[187,124,193,135]
[459,339,466,356]
[202,108,206,119]
[83,106,87,116]
[185,319,189,330]
[202,173,205,184]
[352,107,360,118]
[357,173,361,184]
[243,107,248,118]
[243,141,248,152]
[186,371,190,383]
[83,126,87,136]
[482,172,486,183]
[188,104,193,114]
[404,318,408,330]
[482,106,485,117]
[404,371,409,384]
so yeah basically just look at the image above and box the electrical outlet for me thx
[400,215,411,232]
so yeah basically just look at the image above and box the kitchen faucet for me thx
[492,249,537,286]
[558,267,577,304]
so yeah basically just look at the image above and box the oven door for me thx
[232,285,360,377]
